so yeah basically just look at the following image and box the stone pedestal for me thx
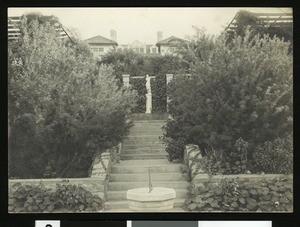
[146,93,152,114]
[127,187,176,211]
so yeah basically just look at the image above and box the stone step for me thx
[130,128,164,135]
[133,120,166,124]
[124,135,163,142]
[107,189,188,201]
[109,173,188,182]
[122,144,164,150]
[111,164,181,174]
[123,139,163,145]
[121,149,166,155]
[115,159,172,165]
[108,181,190,190]
[129,131,163,137]
[131,126,165,131]
[121,154,168,160]
[104,199,185,210]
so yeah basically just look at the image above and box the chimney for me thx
[157,31,163,42]
[110,29,117,42]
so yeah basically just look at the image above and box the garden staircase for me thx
[104,119,189,211]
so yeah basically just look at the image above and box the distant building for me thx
[156,35,188,55]
[85,31,118,59]
[85,30,187,58]
[117,40,158,54]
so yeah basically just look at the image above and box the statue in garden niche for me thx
[146,74,151,94]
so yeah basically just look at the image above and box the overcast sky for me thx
[8,7,292,44]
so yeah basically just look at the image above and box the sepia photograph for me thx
[8,7,293,213]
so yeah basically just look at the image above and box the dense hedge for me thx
[9,180,103,213]
[185,177,293,212]
[129,78,147,113]
[151,73,167,113]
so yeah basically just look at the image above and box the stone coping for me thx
[127,187,176,201]
[193,173,293,182]
[9,178,104,184]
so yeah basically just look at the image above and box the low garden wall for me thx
[184,144,293,212]
[8,145,120,213]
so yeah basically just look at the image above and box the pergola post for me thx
[166,74,174,114]
[145,74,152,113]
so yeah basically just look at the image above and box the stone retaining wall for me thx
[184,144,205,179]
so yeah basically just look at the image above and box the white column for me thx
[166,74,174,114]
[145,74,152,113]
[122,74,130,88]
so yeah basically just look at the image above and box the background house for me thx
[156,34,188,55]
[85,30,118,59]
[117,40,158,54]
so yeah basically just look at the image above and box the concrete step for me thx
[108,181,190,190]
[104,198,185,210]
[133,120,166,124]
[115,159,171,165]
[129,130,163,135]
[122,144,164,150]
[124,135,163,142]
[111,164,181,174]
[121,154,168,160]
[109,173,188,182]
[121,149,166,155]
[123,140,164,146]
[131,126,165,131]
[107,189,188,201]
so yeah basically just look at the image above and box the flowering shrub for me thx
[252,134,293,174]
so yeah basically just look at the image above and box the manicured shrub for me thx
[252,134,293,174]
[185,177,293,212]
[8,180,103,213]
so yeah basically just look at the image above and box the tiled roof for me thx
[156,36,188,46]
[85,35,118,45]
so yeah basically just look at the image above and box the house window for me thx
[99,48,104,53]
[140,48,144,53]
[91,48,99,52]
[151,48,157,53]
[135,48,139,52]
